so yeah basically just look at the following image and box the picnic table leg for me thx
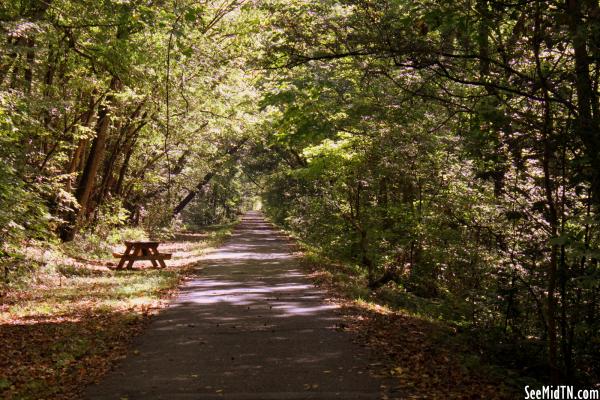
[126,246,139,269]
[145,248,159,268]
[117,244,133,270]
[150,246,167,268]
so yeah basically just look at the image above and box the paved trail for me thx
[86,212,387,399]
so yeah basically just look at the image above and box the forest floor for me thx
[1,213,519,399]
[0,224,234,400]
[305,265,521,399]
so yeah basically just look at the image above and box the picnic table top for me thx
[124,240,161,246]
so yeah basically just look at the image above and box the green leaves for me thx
[0,378,12,391]
[184,5,204,23]
[256,0,600,385]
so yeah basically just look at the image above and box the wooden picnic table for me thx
[113,241,172,270]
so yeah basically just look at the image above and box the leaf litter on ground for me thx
[303,256,520,400]
[0,228,232,400]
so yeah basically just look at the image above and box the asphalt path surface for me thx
[86,211,387,399]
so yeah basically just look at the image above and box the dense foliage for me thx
[0,0,260,246]
[253,0,600,385]
[1,0,598,387]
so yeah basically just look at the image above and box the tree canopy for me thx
[1,0,599,388]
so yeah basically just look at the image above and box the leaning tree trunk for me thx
[172,172,215,216]
[171,139,248,216]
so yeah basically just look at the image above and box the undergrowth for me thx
[293,239,537,393]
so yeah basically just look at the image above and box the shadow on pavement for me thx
[86,212,388,400]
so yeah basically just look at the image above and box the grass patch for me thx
[0,222,235,400]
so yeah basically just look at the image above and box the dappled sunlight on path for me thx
[85,211,389,399]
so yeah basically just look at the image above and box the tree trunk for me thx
[172,139,247,216]
[60,76,121,241]
[478,0,506,196]
[115,135,140,196]
[65,94,96,193]
[173,172,215,216]
[534,6,560,380]
[566,0,600,206]
[23,38,35,94]
[97,107,146,206]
